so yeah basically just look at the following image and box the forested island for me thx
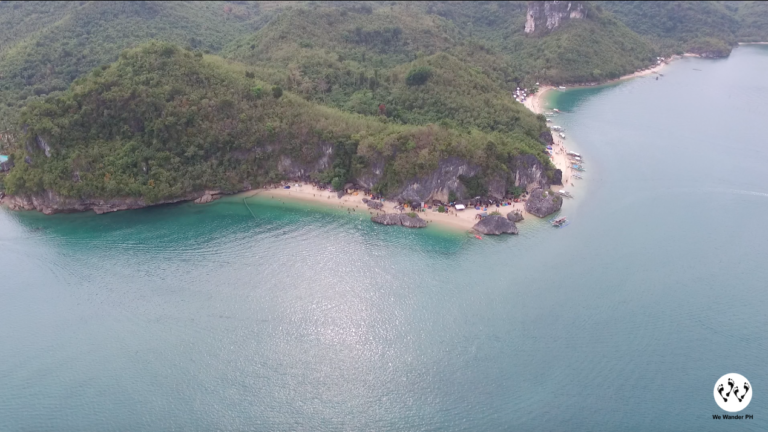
[0,1,766,214]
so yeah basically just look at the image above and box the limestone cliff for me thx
[525,1,586,35]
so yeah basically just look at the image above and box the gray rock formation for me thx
[509,153,552,193]
[385,156,480,204]
[524,188,563,218]
[366,200,383,210]
[5,190,213,215]
[400,213,428,228]
[0,159,13,172]
[371,213,402,225]
[507,211,524,223]
[357,155,553,204]
[194,190,221,204]
[371,213,427,228]
[276,143,333,179]
[473,215,519,235]
[552,169,563,186]
[525,1,586,34]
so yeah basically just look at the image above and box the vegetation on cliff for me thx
[4,42,552,202]
[2,1,763,206]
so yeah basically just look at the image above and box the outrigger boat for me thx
[572,165,585,172]
[557,190,573,198]
[572,174,583,179]
[551,216,570,228]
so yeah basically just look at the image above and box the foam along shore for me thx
[240,186,529,232]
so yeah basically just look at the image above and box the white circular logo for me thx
[714,373,752,412]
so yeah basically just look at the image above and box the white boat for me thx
[566,151,580,157]
[559,133,566,139]
[558,86,566,90]
[557,190,573,198]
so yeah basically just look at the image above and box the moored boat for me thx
[551,216,569,227]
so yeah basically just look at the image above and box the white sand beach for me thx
[241,185,528,232]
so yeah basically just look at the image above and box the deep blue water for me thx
[1,46,767,431]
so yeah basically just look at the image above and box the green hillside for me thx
[736,1,768,42]
[598,1,745,56]
[4,42,552,201]
[0,1,268,131]
[420,1,656,84]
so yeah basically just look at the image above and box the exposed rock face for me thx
[0,159,13,172]
[371,213,427,228]
[507,211,524,223]
[35,135,52,157]
[276,143,333,179]
[357,155,552,204]
[5,190,211,215]
[382,156,480,204]
[524,188,563,218]
[552,169,563,185]
[510,153,551,193]
[525,1,586,35]
[366,200,383,210]
[400,213,428,228]
[473,215,518,235]
[194,194,213,204]
[539,130,555,146]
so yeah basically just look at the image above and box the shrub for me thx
[331,177,343,191]
[438,205,446,213]
[405,66,432,86]
[251,86,264,99]
[406,212,417,218]
[272,85,283,99]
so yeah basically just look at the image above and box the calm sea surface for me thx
[2,46,768,431]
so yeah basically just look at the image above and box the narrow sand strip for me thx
[240,186,527,232]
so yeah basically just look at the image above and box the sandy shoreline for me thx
[239,186,529,232]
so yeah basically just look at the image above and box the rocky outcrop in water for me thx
[525,1,586,35]
[507,211,524,223]
[193,190,222,204]
[371,213,427,228]
[473,215,519,235]
[524,188,563,218]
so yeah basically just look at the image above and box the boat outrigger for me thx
[551,216,570,228]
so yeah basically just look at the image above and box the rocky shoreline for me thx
[0,189,225,215]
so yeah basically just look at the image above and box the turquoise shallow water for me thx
[2,46,768,431]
